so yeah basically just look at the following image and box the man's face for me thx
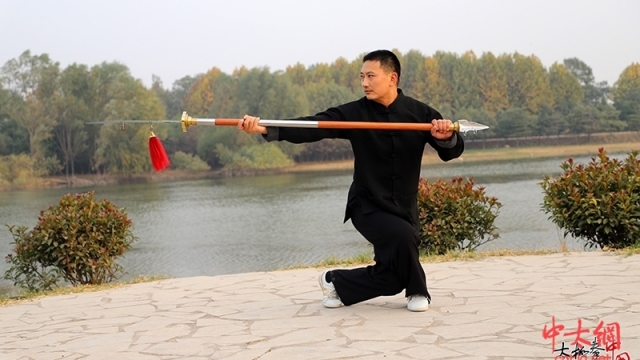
[360,60,397,103]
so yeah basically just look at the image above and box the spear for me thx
[89,111,489,171]
[91,111,490,133]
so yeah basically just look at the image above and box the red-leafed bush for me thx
[541,148,640,250]
[4,191,136,291]
[417,177,502,255]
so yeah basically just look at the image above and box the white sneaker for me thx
[318,271,343,308]
[407,295,429,312]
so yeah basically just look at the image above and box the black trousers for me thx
[330,202,430,306]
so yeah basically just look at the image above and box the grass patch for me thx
[281,248,563,271]
[283,246,640,273]
[281,245,640,272]
[0,275,169,307]
[281,252,375,270]
[419,248,559,263]
[615,243,640,257]
[317,252,374,267]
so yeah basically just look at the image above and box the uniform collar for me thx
[369,88,404,113]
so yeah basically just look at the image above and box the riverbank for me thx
[279,141,640,173]
[3,141,639,191]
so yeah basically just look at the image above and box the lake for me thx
[0,154,610,286]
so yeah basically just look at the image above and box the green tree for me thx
[612,63,640,129]
[70,62,134,174]
[563,57,610,105]
[305,82,355,114]
[150,74,198,120]
[506,53,553,113]
[183,67,224,117]
[93,71,166,174]
[535,104,568,138]
[205,72,239,118]
[432,50,494,112]
[432,51,457,109]
[155,75,206,160]
[451,51,482,110]
[477,52,509,115]
[236,69,309,161]
[1,51,60,159]
[401,50,428,101]
[235,68,309,119]
[423,56,449,109]
[548,62,584,112]
[0,87,30,155]
[330,57,352,89]
[53,64,91,178]
[495,107,535,141]
[566,103,601,136]
[285,63,309,87]
[0,117,29,156]
[234,68,292,117]
[297,82,355,163]
[596,103,626,132]
[196,126,241,168]
[309,63,333,85]
[346,54,366,94]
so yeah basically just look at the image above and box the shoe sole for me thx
[407,305,429,312]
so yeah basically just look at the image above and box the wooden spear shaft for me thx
[180,112,489,133]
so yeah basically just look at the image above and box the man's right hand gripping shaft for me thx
[237,115,267,135]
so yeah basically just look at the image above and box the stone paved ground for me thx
[1,252,639,360]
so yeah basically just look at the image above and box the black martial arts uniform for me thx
[264,89,464,305]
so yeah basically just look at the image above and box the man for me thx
[238,50,464,312]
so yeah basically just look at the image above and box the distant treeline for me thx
[0,49,639,183]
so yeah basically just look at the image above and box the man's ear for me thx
[390,72,398,86]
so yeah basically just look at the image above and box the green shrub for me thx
[34,156,62,176]
[417,177,502,255]
[3,225,61,292]
[216,142,293,171]
[4,192,137,291]
[541,148,640,249]
[0,154,61,186]
[0,154,35,185]
[171,151,211,171]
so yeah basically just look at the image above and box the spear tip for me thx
[457,119,489,133]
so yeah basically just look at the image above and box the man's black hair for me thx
[363,50,401,84]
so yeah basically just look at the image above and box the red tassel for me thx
[148,132,170,171]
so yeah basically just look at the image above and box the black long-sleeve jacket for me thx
[264,90,464,231]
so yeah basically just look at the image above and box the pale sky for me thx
[1,0,638,88]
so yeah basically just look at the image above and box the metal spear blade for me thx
[456,119,489,134]
[86,119,182,131]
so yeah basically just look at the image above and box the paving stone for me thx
[1,252,639,359]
